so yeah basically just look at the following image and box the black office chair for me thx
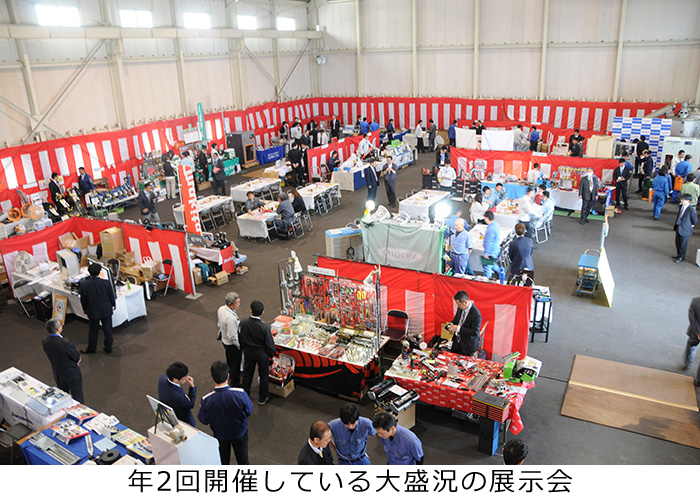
[383,309,409,342]
[106,258,120,285]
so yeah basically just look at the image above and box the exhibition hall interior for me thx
[0,0,699,466]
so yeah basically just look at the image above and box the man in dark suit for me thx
[365,159,379,205]
[635,135,649,179]
[578,168,599,224]
[329,115,341,140]
[673,193,697,263]
[49,172,65,205]
[77,167,95,197]
[78,263,116,354]
[568,129,584,151]
[287,143,304,187]
[211,151,226,196]
[613,157,632,210]
[445,290,482,357]
[508,223,535,277]
[298,420,334,465]
[42,319,84,403]
[157,362,197,427]
[239,300,276,406]
[682,297,700,385]
[138,182,160,224]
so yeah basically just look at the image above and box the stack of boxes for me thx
[99,227,161,283]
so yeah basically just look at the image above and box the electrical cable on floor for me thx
[536,374,570,384]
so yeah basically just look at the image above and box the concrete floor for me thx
[2,152,700,465]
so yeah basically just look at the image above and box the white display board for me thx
[455,128,478,149]
[481,130,515,151]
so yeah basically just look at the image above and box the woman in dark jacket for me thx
[289,188,306,213]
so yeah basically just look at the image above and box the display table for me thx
[385,351,532,435]
[399,189,451,220]
[12,267,146,328]
[482,181,613,211]
[331,165,367,191]
[0,367,75,431]
[481,181,529,200]
[491,201,521,233]
[230,178,281,203]
[256,145,285,165]
[263,163,292,180]
[468,223,513,273]
[237,201,278,240]
[361,217,446,273]
[21,418,134,465]
[297,182,340,211]
[0,218,34,240]
[173,195,232,227]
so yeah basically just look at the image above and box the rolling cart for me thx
[576,249,600,297]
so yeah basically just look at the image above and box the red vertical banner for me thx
[178,162,202,235]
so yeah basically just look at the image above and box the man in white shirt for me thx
[415,120,426,153]
[438,163,456,191]
[518,187,541,238]
[513,125,526,151]
[358,134,373,159]
[526,163,543,185]
[671,150,685,176]
[320,129,329,146]
[218,292,242,387]
[541,190,555,221]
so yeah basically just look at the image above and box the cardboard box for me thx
[199,181,211,190]
[59,232,90,266]
[269,380,294,398]
[208,271,229,286]
[120,251,136,267]
[100,227,125,254]
[441,322,454,340]
[141,260,160,280]
[193,267,203,285]
[605,206,615,218]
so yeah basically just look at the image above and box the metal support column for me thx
[225,1,245,109]
[612,0,628,102]
[538,0,550,99]
[355,0,363,96]
[100,0,130,128]
[308,5,321,98]
[6,0,44,141]
[472,0,480,99]
[412,0,418,96]
[170,0,189,116]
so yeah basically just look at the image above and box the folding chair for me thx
[534,218,549,244]
[11,279,35,318]
[382,310,409,342]
[154,259,175,297]
[200,209,216,232]
[291,213,305,238]
[301,209,313,231]
[211,206,227,228]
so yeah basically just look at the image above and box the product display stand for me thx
[147,422,220,465]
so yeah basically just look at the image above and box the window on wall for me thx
[183,12,211,30]
[276,17,296,31]
[237,15,257,30]
[35,4,81,27]
[119,10,153,28]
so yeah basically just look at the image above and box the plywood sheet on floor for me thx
[561,355,700,449]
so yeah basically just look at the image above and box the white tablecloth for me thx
[399,190,450,220]
[330,166,365,191]
[0,367,76,430]
[13,269,147,327]
[230,178,281,203]
[173,195,233,226]
[237,201,278,239]
[549,189,581,211]
[468,224,513,272]
[297,183,340,211]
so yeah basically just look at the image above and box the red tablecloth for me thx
[387,352,533,434]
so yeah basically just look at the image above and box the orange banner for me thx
[178,162,202,235]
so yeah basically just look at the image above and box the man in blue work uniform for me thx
[157,361,197,427]
[448,119,457,146]
[369,118,380,132]
[449,217,472,276]
[672,154,693,201]
[372,411,423,465]
[359,117,370,135]
[490,183,507,206]
[198,361,253,465]
[481,211,502,279]
[328,403,376,465]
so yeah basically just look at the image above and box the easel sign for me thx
[53,294,68,324]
